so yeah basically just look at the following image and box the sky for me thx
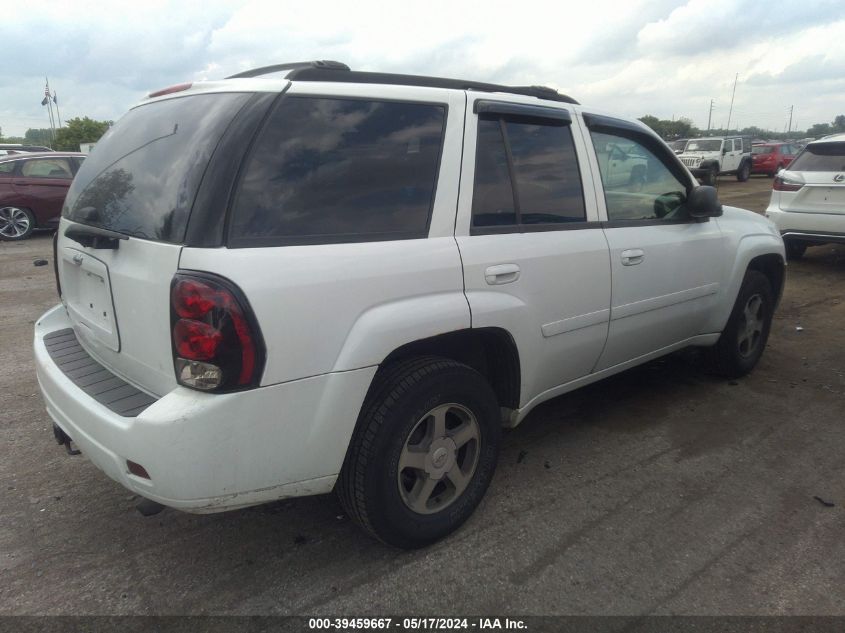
[2,0,844,137]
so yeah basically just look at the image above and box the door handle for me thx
[621,249,644,266]
[485,263,520,285]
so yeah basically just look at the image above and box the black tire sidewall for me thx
[719,271,774,375]
[364,365,500,548]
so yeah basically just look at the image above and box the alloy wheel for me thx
[0,207,31,238]
[737,293,765,358]
[397,403,481,515]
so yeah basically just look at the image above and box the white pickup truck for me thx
[34,61,786,548]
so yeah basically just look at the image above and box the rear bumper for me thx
[34,304,376,513]
[765,206,845,244]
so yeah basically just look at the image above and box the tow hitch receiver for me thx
[53,423,81,456]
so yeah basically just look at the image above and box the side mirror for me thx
[688,186,723,219]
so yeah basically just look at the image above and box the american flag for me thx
[40,83,50,106]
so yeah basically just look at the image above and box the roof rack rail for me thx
[226,60,350,79]
[285,68,579,105]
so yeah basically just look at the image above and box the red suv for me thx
[0,152,85,241]
[751,143,797,177]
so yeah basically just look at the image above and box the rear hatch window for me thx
[790,142,845,172]
[63,92,251,243]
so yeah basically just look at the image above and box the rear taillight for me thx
[773,176,803,192]
[170,273,265,392]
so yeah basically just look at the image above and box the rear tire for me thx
[0,206,35,241]
[736,161,750,182]
[338,356,501,549]
[710,270,774,378]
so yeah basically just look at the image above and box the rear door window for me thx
[229,96,446,247]
[63,93,251,243]
[790,143,845,172]
[471,115,585,231]
[21,158,74,178]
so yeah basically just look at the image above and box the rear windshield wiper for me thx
[64,223,128,250]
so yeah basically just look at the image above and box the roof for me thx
[814,133,845,144]
[0,151,85,162]
[226,59,579,105]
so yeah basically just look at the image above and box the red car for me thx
[751,143,798,177]
[0,152,85,241]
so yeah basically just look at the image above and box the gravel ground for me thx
[1,175,843,616]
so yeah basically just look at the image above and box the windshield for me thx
[686,140,722,152]
[753,146,775,155]
[63,92,250,243]
[789,142,845,172]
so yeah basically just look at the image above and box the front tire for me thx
[338,356,501,549]
[703,165,719,186]
[710,270,774,378]
[736,161,750,181]
[0,206,35,241]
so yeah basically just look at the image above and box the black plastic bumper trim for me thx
[43,328,157,417]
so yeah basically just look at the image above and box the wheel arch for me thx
[381,327,521,411]
[747,252,786,308]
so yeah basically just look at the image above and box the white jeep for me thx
[34,61,785,548]
[679,136,753,185]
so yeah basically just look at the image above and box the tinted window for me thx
[21,158,74,178]
[472,119,516,227]
[230,97,445,246]
[471,115,585,229]
[753,146,775,155]
[789,142,845,172]
[591,131,689,222]
[64,93,250,243]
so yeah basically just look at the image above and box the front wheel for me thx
[0,206,35,241]
[703,165,719,186]
[710,270,774,378]
[338,356,501,548]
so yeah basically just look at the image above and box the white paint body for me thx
[34,80,785,512]
[765,134,845,242]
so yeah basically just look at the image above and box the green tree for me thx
[832,115,845,133]
[24,128,54,146]
[54,117,112,151]
[807,122,832,138]
[638,115,698,140]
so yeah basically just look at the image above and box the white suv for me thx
[765,133,845,259]
[34,61,785,548]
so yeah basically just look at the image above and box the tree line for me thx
[638,114,845,141]
[0,117,112,151]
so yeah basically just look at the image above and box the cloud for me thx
[0,0,844,137]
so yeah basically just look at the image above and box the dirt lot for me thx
[2,175,843,616]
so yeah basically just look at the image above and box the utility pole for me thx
[706,99,715,132]
[787,105,793,135]
[726,73,738,133]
